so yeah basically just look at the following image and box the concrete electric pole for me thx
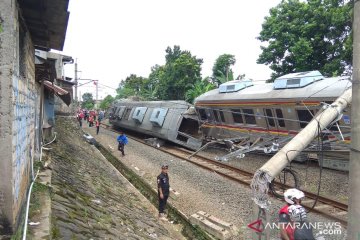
[75,59,78,104]
[348,0,360,238]
[95,80,98,103]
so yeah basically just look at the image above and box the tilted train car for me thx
[194,71,352,171]
[108,100,202,150]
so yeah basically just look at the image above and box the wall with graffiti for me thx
[8,10,40,228]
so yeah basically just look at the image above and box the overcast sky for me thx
[61,0,281,100]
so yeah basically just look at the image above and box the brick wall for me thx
[0,0,41,233]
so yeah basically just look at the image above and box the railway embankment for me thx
[28,117,189,239]
[86,119,348,240]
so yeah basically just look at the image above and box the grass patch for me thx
[29,182,49,218]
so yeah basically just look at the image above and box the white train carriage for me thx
[194,71,352,171]
[108,100,202,150]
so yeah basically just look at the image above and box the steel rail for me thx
[100,123,348,226]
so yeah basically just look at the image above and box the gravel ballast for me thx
[85,122,347,239]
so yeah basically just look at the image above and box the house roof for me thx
[44,81,71,106]
[18,0,70,51]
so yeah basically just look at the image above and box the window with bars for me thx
[232,109,243,124]
[243,109,256,124]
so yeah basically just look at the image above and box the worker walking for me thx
[96,119,100,135]
[157,164,170,220]
[116,131,128,156]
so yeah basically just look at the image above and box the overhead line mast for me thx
[348,0,360,238]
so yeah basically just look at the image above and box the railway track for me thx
[100,123,348,226]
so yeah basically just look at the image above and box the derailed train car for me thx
[194,70,352,171]
[107,71,351,171]
[108,100,202,150]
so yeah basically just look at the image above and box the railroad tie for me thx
[333,211,347,216]
[314,204,331,210]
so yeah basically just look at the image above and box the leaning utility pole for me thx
[348,0,360,238]
[74,59,78,102]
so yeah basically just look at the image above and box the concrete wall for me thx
[0,0,40,233]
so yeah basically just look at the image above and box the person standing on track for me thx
[95,119,100,135]
[77,112,83,127]
[116,131,128,156]
[157,164,170,220]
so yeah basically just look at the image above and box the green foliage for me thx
[185,77,216,103]
[157,45,203,100]
[116,74,156,100]
[257,0,353,81]
[115,45,203,100]
[212,54,236,85]
[99,95,114,110]
[81,92,94,109]
[214,70,234,85]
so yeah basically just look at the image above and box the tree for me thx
[116,74,148,99]
[212,54,236,85]
[185,77,216,103]
[81,92,94,109]
[99,95,115,110]
[145,64,164,100]
[257,0,353,81]
[157,45,203,100]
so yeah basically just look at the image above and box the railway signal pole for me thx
[348,0,360,238]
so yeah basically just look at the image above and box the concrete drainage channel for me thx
[84,133,214,240]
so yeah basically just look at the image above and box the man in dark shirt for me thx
[157,164,170,220]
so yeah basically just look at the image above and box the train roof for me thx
[194,76,351,104]
[112,99,192,109]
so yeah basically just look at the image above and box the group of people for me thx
[76,109,105,134]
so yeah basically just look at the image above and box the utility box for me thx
[132,107,147,123]
[150,108,168,127]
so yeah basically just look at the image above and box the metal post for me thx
[74,59,78,102]
[348,0,360,238]
[96,80,98,103]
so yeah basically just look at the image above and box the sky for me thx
[60,0,281,100]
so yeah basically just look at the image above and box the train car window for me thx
[213,110,220,122]
[275,109,286,127]
[124,108,132,120]
[243,109,256,125]
[219,111,225,122]
[206,110,214,121]
[198,109,207,120]
[297,110,314,128]
[231,109,243,124]
[265,109,275,127]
